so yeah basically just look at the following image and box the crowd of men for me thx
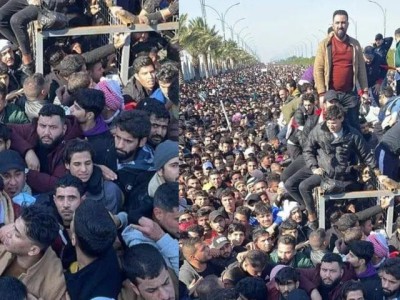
[0,0,180,299]
[178,9,400,300]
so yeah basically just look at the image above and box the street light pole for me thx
[204,2,240,41]
[237,26,249,44]
[231,17,245,40]
[368,0,386,37]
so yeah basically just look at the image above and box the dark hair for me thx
[382,86,394,98]
[156,61,179,83]
[114,110,151,139]
[280,219,298,232]
[63,138,94,165]
[73,200,117,257]
[325,105,344,121]
[395,28,400,37]
[244,250,268,269]
[337,213,359,232]
[252,227,270,242]
[286,79,297,89]
[254,202,272,216]
[123,243,168,285]
[321,252,344,268]
[379,257,400,280]
[59,54,86,78]
[266,172,280,185]
[136,97,170,120]
[132,55,154,74]
[0,62,8,76]
[339,280,365,300]
[220,188,235,199]
[277,235,296,248]
[235,277,267,300]
[302,92,315,103]
[23,73,46,100]
[39,104,66,124]
[275,267,300,285]
[73,88,105,119]
[0,123,11,141]
[0,277,27,300]
[154,182,178,212]
[227,223,246,235]
[55,173,85,196]
[333,9,348,20]
[208,288,238,300]
[20,204,59,250]
[196,207,212,218]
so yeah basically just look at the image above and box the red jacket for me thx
[8,115,82,194]
[298,262,356,300]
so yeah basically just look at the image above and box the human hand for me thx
[130,216,165,241]
[96,164,117,181]
[372,83,381,94]
[25,149,40,171]
[0,223,13,244]
[113,33,129,49]
[380,196,393,209]
[312,168,324,176]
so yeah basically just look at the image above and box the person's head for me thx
[71,199,117,258]
[234,206,250,226]
[70,88,105,125]
[153,182,179,238]
[156,61,178,99]
[67,71,91,95]
[253,179,267,195]
[363,46,375,65]
[23,73,49,101]
[53,174,85,226]
[59,54,86,78]
[302,93,315,114]
[320,252,344,287]
[279,219,298,239]
[0,40,15,67]
[212,235,232,258]
[209,210,227,234]
[0,276,27,300]
[227,223,246,246]
[0,65,9,91]
[193,190,210,207]
[196,275,224,300]
[181,237,212,264]
[332,10,349,40]
[254,202,273,228]
[63,138,95,183]
[114,110,151,162]
[0,150,27,198]
[340,280,366,300]
[309,229,327,251]
[276,235,296,265]
[220,189,236,213]
[154,140,179,182]
[278,88,289,101]
[37,104,67,148]
[367,233,389,265]
[359,117,371,136]
[266,172,280,193]
[379,257,400,298]
[95,79,123,123]
[336,213,359,235]
[375,33,384,46]
[379,86,394,106]
[3,204,59,256]
[325,104,345,133]
[242,250,268,277]
[324,90,339,108]
[123,244,175,300]
[235,277,268,300]
[0,123,11,152]
[252,227,274,253]
[289,205,303,224]
[87,61,104,83]
[275,267,300,299]
[346,240,374,269]
[209,170,222,188]
[133,56,156,91]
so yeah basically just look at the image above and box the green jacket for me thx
[395,41,400,68]
[270,250,313,268]
[2,103,29,124]
[282,96,302,124]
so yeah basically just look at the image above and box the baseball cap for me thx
[375,33,383,40]
[212,235,230,249]
[209,210,227,222]
[0,150,26,174]
[324,90,338,102]
[202,161,213,170]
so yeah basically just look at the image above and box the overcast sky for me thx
[180,0,400,63]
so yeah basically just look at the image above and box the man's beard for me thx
[382,288,398,298]
[148,134,165,148]
[39,134,63,149]
[335,28,347,39]
[320,276,341,289]
[116,149,136,161]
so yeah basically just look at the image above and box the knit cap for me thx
[153,140,178,170]
[96,79,123,112]
[367,232,389,258]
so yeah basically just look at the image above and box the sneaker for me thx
[21,62,35,76]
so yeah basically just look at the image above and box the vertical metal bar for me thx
[35,30,44,74]
[319,193,326,229]
[120,34,131,86]
[387,198,394,237]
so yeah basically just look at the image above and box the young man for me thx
[121,243,177,300]
[63,139,123,214]
[270,235,313,268]
[379,257,400,299]
[274,267,302,300]
[0,204,66,298]
[0,82,28,124]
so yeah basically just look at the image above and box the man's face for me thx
[54,186,82,226]
[303,100,314,114]
[209,174,222,188]
[256,233,274,253]
[193,242,211,263]
[197,216,211,231]
[279,90,288,101]
[133,267,175,300]
[210,216,226,233]
[346,290,364,300]
[204,136,212,145]
[69,102,88,124]
[2,168,26,198]
[380,271,400,298]
[37,115,66,148]
[277,243,295,264]
[89,62,104,83]
[291,209,303,223]
[277,280,298,299]
[135,65,156,90]
[149,115,168,147]
[221,195,235,213]
[231,173,242,184]
[243,259,263,277]
[1,47,14,67]
[257,213,273,228]
[326,118,343,133]
[155,207,179,238]
[375,39,383,47]
[214,159,224,171]
[65,151,93,183]
[218,243,232,258]
[158,157,179,182]
[360,123,370,135]
[346,251,362,268]
[320,261,343,287]
[222,143,231,153]
[254,181,267,194]
[233,213,248,227]
[3,217,35,255]
[114,127,142,162]
[187,178,200,189]
[332,14,348,40]
[228,231,245,246]
[247,161,257,173]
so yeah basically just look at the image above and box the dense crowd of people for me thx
[0,0,180,299]
[178,9,400,300]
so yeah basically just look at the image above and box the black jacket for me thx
[303,122,376,180]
